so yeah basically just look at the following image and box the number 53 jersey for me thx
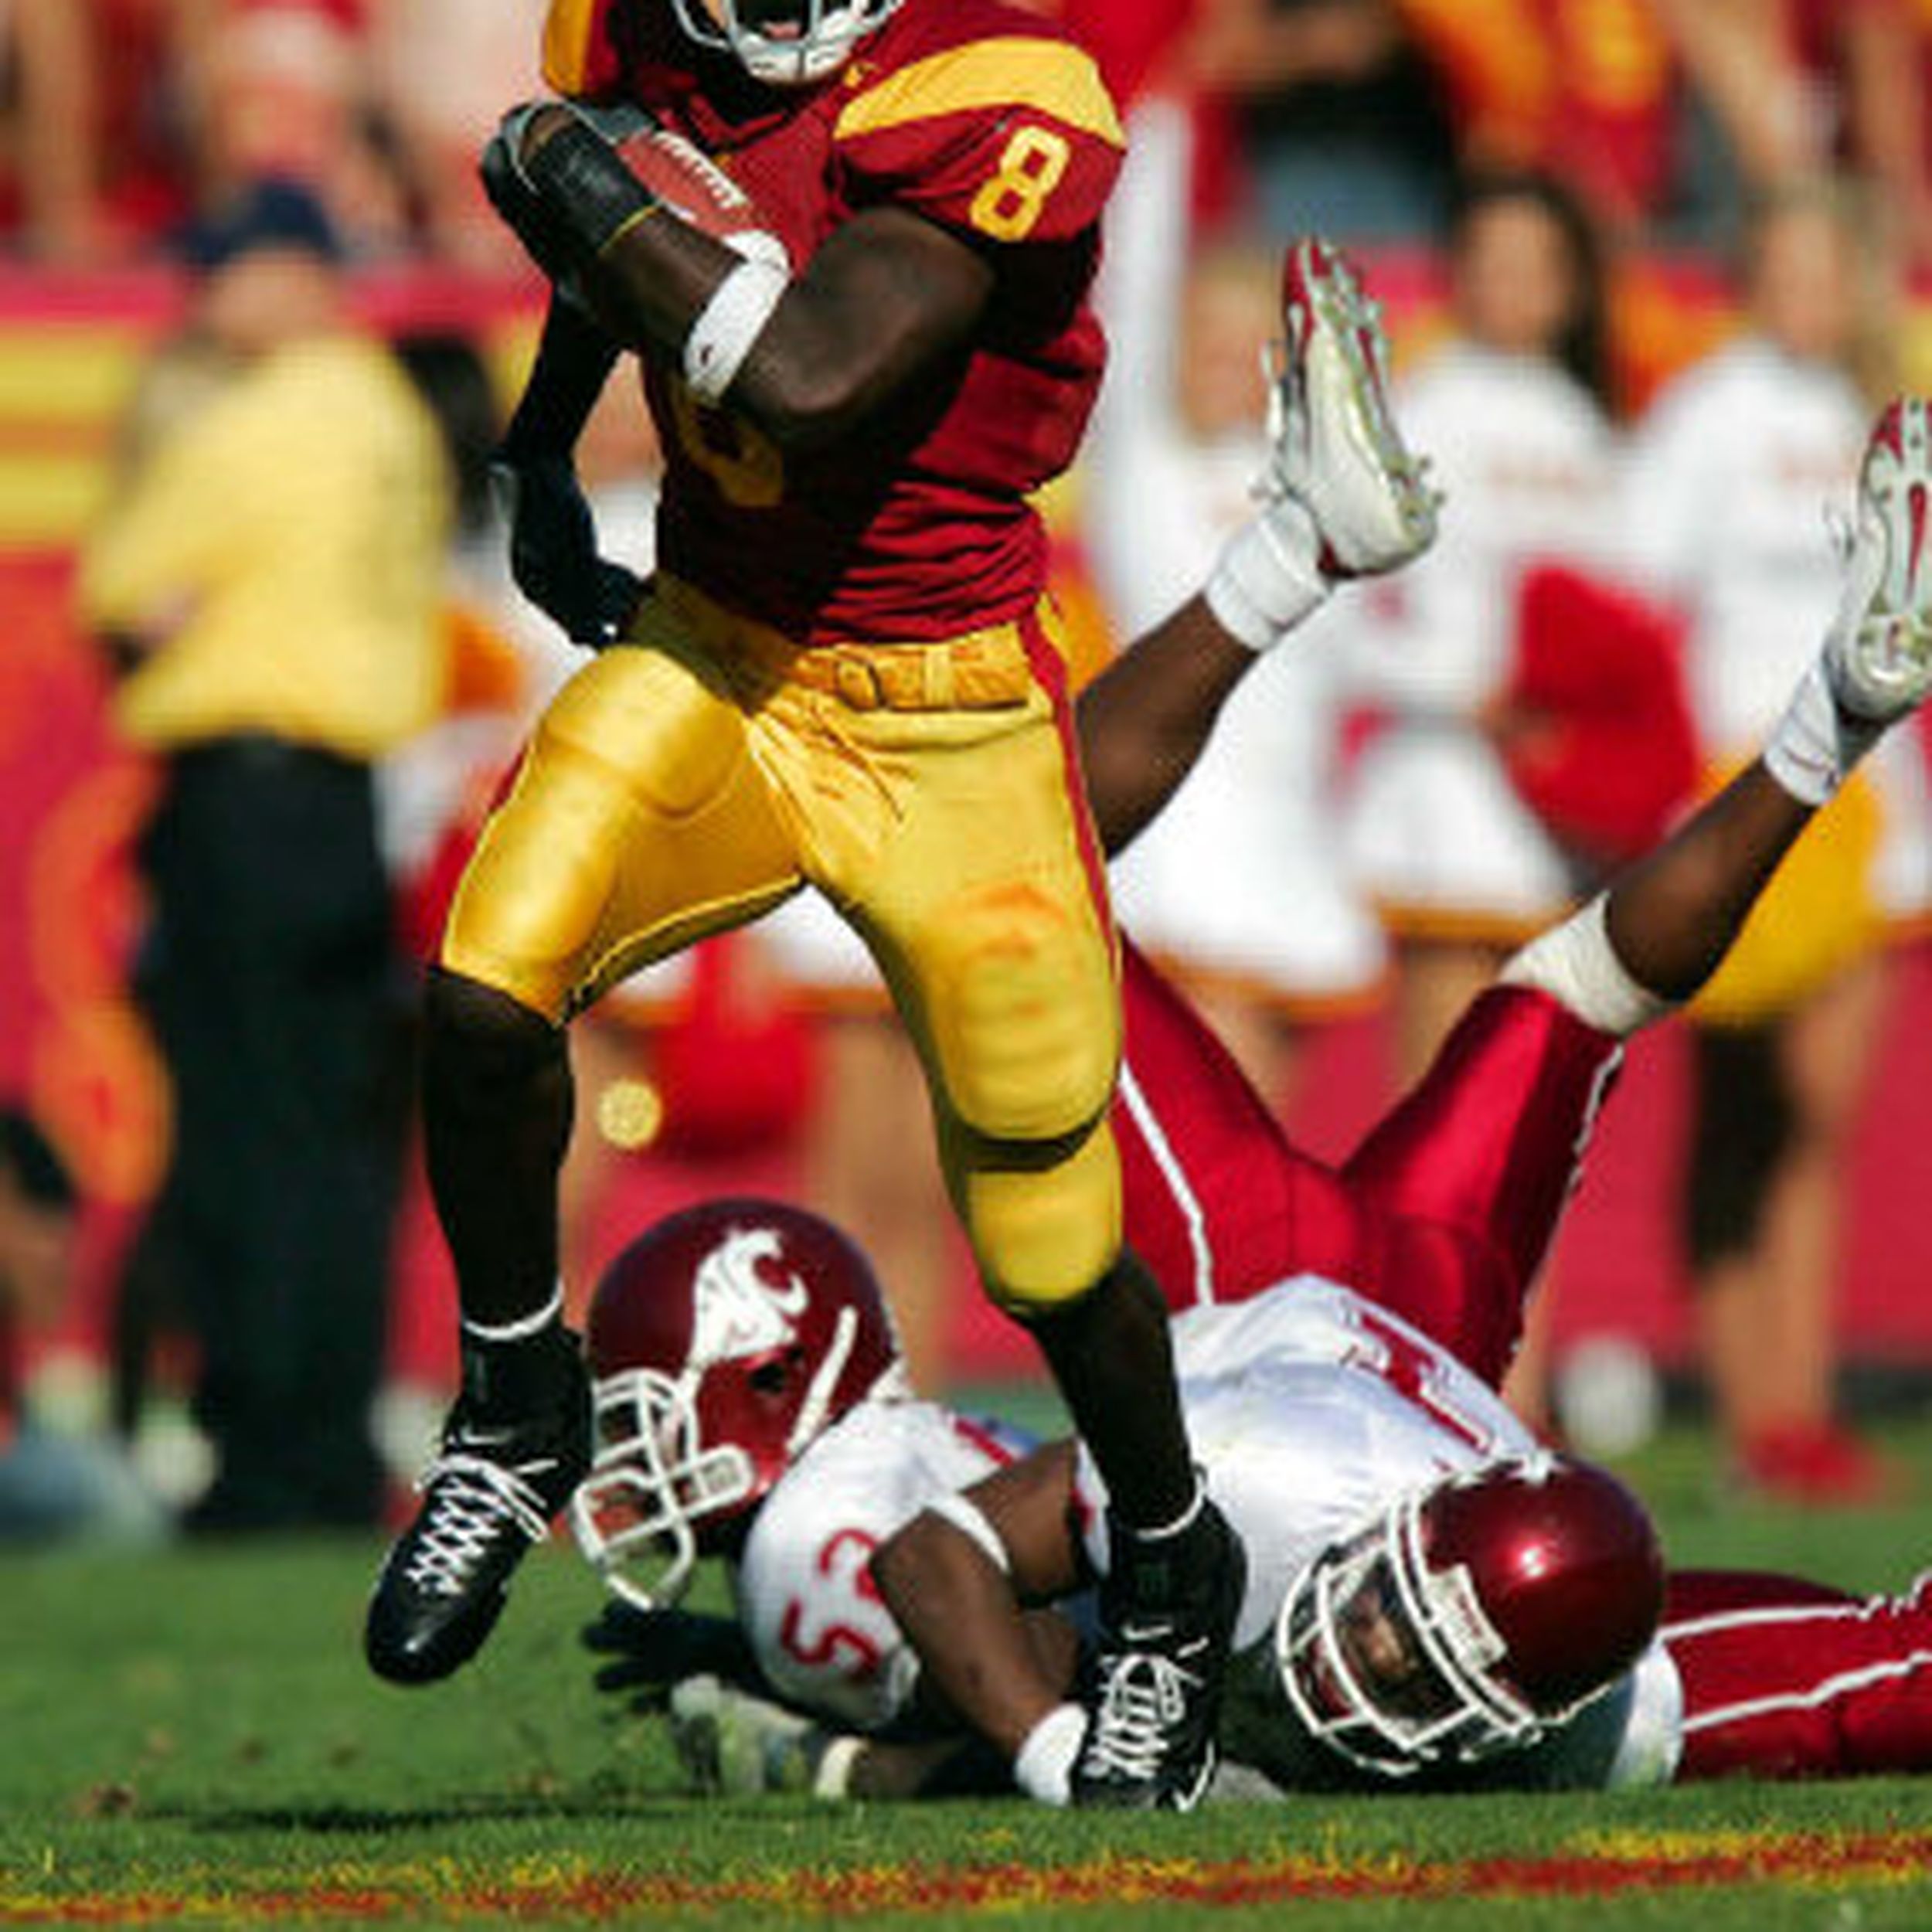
[543,0,1126,645]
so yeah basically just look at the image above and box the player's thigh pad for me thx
[442,643,798,1018]
[811,696,1122,1309]
[825,694,1121,1147]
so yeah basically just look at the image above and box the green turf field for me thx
[7,1418,1932,1928]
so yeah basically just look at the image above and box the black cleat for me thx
[1071,1494,1247,1810]
[365,1350,590,1685]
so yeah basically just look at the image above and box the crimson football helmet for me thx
[571,1198,908,1607]
[1276,1454,1665,1777]
[669,0,904,87]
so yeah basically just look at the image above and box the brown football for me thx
[614,126,774,252]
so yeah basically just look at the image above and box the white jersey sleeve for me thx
[733,1399,1029,1733]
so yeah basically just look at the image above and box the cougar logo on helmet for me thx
[689,1228,809,1367]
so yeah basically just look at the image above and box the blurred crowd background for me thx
[7,0,1932,1539]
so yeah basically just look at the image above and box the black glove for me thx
[582,1600,764,1711]
[480,104,579,286]
[481,99,662,285]
[490,454,645,648]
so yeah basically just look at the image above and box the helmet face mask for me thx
[571,1362,759,1608]
[1277,1455,1664,1778]
[1278,1497,1543,1776]
[572,1199,906,1607]
[668,0,906,87]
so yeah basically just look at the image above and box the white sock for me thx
[1764,657,1886,807]
[1205,495,1328,651]
[461,1282,564,1345]
[1500,893,1674,1038]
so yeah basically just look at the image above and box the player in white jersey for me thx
[871,392,1932,1804]
[1621,178,1930,1500]
[582,389,1932,1803]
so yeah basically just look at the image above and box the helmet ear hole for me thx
[747,1357,791,1396]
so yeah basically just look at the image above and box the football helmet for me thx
[572,1197,908,1607]
[669,0,904,87]
[1276,1454,1664,1777]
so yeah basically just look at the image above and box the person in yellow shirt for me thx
[80,179,451,1533]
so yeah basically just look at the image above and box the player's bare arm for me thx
[872,1444,1086,1769]
[505,106,997,451]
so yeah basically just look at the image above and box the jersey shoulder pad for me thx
[833,9,1124,243]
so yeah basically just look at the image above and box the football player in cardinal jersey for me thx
[587,397,1932,1802]
[365,0,1434,1813]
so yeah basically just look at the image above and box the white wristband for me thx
[1013,1702,1086,1807]
[811,1733,864,1801]
[1205,495,1328,652]
[683,256,788,406]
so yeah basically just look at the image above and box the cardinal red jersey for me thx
[542,0,1125,643]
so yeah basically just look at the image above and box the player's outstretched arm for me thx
[1506,399,1932,1028]
[1077,239,1438,857]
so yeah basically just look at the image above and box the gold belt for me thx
[781,634,1035,713]
[657,576,1037,713]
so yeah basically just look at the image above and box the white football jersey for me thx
[1074,1277,1540,1650]
[733,1398,1032,1733]
[1072,1277,1683,1794]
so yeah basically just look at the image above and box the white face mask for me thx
[671,0,904,87]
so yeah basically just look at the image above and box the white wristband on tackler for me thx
[683,257,788,406]
[1013,1702,1085,1807]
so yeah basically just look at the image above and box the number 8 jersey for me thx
[543,0,1124,644]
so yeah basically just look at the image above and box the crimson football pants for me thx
[1115,945,1619,1387]
[1664,1570,1932,1778]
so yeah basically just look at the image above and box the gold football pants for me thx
[442,577,1124,1310]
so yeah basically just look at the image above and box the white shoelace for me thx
[401,1451,554,1597]
[1080,1651,1204,1785]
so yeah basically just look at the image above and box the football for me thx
[614,124,787,266]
